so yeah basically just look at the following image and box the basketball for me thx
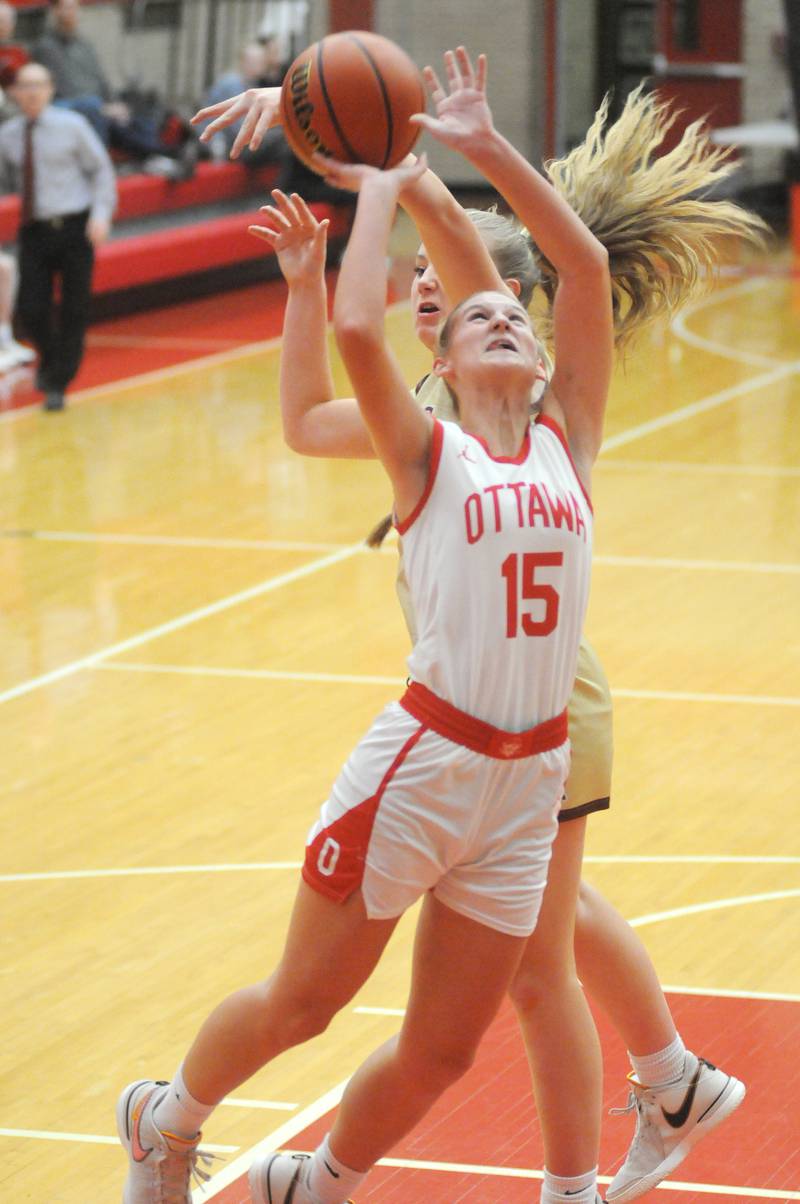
[280,31,425,172]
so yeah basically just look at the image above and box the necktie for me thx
[21,118,36,226]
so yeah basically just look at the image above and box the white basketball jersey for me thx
[399,416,593,731]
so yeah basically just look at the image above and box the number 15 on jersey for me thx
[501,552,563,638]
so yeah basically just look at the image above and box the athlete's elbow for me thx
[282,420,311,455]
[572,244,609,284]
[334,314,383,358]
[584,241,610,280]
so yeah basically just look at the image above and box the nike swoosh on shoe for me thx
[661,1064,702,1129]
[130,1086,158,1161]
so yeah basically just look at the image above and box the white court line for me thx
[94,662,800,708]
[354,1006,406,1017]
[97,662,401,687]
[194,1078,350,1199]
[160,289,798,1191]
[629,887,800,929]
[205,1148,800,1201]
[612,686,800,708]
[670,276,790,369]
[0,332,284,425]
[4,853,797,886]
[7,277,796,1198]
[221,1097,298,1112]
[193,1144,800,1201]
[7,529,798,577]
[0,543,363,707]
[0,529,343,553]
[0,1128,237,1151]
[617,1180,800,1200]
[601,457,800,478]
[600,361,798,452]
[593,553,800,575]
[356,984,800,1012]
[583,854,800,865]
[3,284,792,701]
[659,984,800,1004]
[0,299,413,426]
[362,1162,799,1200]
[0,863,303,883]
[3,1127,794,1200]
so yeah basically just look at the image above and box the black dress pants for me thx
[15,211,94,392]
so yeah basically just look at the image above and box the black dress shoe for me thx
[43,391,65,411]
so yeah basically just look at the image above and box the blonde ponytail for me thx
[540,84,769,348]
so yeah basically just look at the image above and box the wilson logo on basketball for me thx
[287,62,334,157]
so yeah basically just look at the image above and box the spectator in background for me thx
[0,1,29,91]
[32,0,196,180]
[0,63,116,410]
[198,39,291,171]
[259,33,288,86]
[257,0,308,66]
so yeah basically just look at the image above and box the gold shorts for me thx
[560,637,613,822]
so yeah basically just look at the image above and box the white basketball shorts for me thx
[303,694,570,938]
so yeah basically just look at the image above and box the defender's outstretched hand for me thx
[249,191,329,285]
[411,47,494,151]
[191,87,281,159]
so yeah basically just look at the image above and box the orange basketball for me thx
[280,31,425,172]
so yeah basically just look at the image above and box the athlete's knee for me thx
[397,1033,478,1093]
[574,879,602,949]
[509,948,579,1018]
[508,960,549,1016]
[257,977,342,1046]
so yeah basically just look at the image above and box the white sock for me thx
[306,1134,367,1204]
[152,1065,216,1139]
[0,322,11,345]
[541,1167,598,1204]
[629,1033,687,1089]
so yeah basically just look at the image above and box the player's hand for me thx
[249,190,329,285]
[411,47,494,150]
[312,151,427,196]
[87,216,110,247]
[191,87,282,159]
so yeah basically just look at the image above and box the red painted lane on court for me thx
[212,992,800,1202]
[0,259,409,415]
[0,279,299,415]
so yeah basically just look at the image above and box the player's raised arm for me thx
[414,48,613,475]
[323,155,433,524]
[397,156,507,304]
[250,190,375,458]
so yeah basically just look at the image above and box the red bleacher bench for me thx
[93,201,350,293]
[0,160,281,245]
[0,161,352,312]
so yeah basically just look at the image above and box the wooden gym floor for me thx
[1,224,799,1202]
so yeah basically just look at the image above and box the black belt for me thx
[24,209,89,230]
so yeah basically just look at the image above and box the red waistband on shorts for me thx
[400,681,568,760]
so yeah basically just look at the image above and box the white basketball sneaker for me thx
[116,1079,213,1203]
[605,1052,745,1202]
[4,337,36,365]
[249,1151,355,1204]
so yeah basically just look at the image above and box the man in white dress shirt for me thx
[0,61,115,409]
